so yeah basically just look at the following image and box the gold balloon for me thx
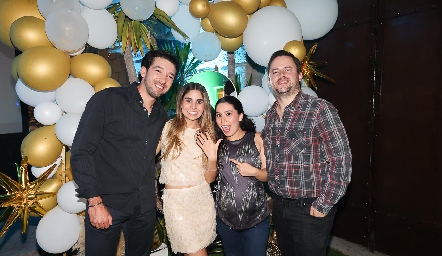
[208,1,248,38]
[55,151,74,182]
[71,53,112,86]
[189,0,210,19]
[233,0,260,14]
[216,33,243,52]
[259,0,272,8]
[21,125,63,167]
[18,46,70,91]
[11,54,20,80]
[10,16,52,52]
[0,0,44,47]
[201,17,215,32]
[30,178,63,216]
[283,40,306,62]
[94,77,121,92]
[269,0,287,8]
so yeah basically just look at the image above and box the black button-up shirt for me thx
[71,83,168,213]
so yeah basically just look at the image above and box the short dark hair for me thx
[267,50,301,74]
[138,50,180,82]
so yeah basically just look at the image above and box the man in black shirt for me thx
[71,50,179,256]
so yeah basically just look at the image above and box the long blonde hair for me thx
[162,82,216,163]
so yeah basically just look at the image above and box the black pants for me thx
[272,197,336,256]
[85,205,156,256]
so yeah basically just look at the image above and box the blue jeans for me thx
[272,197,336,256]
[216,217,270,256]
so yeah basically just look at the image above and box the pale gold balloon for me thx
[189,0,210,19]
[34,178,63,214]
[269,0,287,8]
[216,33,243,52]
[11,54,20,80]
[233,0,260,14]
[18,46,71,91]
[259,0,272,8]
[71,53,112,86]
[10,16,52,52]
[208,1,248,38]
[21,125,63,167]
[283,40,306,61]
[94,77,121,92]
[201,17,215,32]
[55,151,74,182]
[0,0,45,47]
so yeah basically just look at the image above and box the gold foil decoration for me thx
[301,43,335,90]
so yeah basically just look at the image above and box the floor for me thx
[330,237,389,256]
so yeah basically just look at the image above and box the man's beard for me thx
[144,80,162,99]
[273,80,300,98]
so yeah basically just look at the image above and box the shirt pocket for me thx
[285,129,312,155]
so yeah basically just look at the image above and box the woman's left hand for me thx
[230,159,257,177]
[196,130,221,161]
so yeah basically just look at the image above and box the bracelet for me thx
[89,201,103,207]
[206,168,217,172]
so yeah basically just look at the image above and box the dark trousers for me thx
[272,197,336,256]
[216,217,270,256]
[85,205,156,256]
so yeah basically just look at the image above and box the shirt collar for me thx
[128,82,142,103]
[269,91,304,114]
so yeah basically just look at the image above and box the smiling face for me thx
[140,57,176,99]
[215,102,245,141]
[268,55,303,99]
[181,89,205,128]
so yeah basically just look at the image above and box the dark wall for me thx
[309,0,441,255]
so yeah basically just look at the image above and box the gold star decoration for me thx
[0,157,57,237]
[301,43,335,90]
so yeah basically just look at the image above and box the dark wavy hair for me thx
[138,50,180,82]
[214,96,256,139]
[267,50,301,74]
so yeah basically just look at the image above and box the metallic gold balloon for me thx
[208,1,248,38]
[18,46,70,91]
[0,0,45,47]
[283,40,306,62]
[55,151,74,182]
[259,0,272,8]
[31,178,63,216]
[10,16,52,52]
[94,77,121,92]
[268,0,287,8]
[189,0,210,19]
[201,17,215,32]
[301,43,335,90]
[10,54,20,80]
[216,33,243,52]
[233,0,260,14]
[21,125,63,167]
[71,53,112,86]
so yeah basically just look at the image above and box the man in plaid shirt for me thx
[262,50,352,256]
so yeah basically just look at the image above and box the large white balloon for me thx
[250,115,265,132]
[171,5,201,43]
[36,206,81,254]
[37,0,82,18]
[243,6,302,67]
[261,71,272,94]
[268,92,276,106]
[81,7,117,49]
[179,0,191,5]
[57,181,87,214]
[15,79,56,107]
[120,0,155,20]
[156,0,179,16]
[301,79,318,97]
[31,156,61,178]
[238,85,269,117]
[192,32,221,61]
[55,113,82,147]
[34,102,62,125]
[286,0,338,40]
[80,0,113,10]
[56,78,94,114]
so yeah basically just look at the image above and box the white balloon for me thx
[56,78,94,114]
[301,84,318,97]
[238,85,269,117]
[156,0,179,16]
[31,156,61,177]
[55,113,82,147]
[37,0,82,18]
[171,5,201,43]
[69,45,86,56]
[34,102,62,125]
[192,32,221,61]
[179,0,191,5]
[286,0,338,40]
[250,115,265,132]
[79,0,113,10]
[36,206,81,254]
[57,181,87,214]
[268,92,276,106]
[81,7,117,49]
[15,79,56,107]
[45,9,89,53]
[120,0,155,20]
[261,71,272,94]
[243,6,302,67]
